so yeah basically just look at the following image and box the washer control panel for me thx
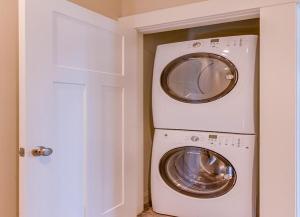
[188,133,250,150]
[160,129,255,151]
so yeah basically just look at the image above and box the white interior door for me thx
[19,0,140,217]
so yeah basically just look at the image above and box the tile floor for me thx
[138,208,172,217]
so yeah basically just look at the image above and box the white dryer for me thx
[152,35,258,134]
[151,129,257,217]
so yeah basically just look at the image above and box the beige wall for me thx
[0,0,18,217]
[70,0,121,19]
[121,0,207,16]
[70,0,208,18]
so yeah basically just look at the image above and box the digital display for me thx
[211,39,219,43]
[209,135,217,139]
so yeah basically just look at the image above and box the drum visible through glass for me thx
[160,53,238,103]
[159,146,237,198]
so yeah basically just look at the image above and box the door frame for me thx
[119,1,300,216]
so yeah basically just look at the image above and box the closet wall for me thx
[69,0,121,19]
[143,18,260,204]
[70,0,209,18]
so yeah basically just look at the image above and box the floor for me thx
[138,208,172,217]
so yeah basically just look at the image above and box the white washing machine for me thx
[151,129,257,217]
[152,35,258,134]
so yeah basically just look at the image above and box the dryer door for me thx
[159,146,237,198]
[160,53,238,103]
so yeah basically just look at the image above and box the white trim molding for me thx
[119,0,298,33]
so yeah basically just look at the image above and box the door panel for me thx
[54,12,122,74]
[100,85,124,214]
[54,83,85,217]
[19,1,138,217]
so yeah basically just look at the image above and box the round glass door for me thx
[159,146,237,198]
[160,53,238,103]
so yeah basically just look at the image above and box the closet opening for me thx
[142,18,260,207]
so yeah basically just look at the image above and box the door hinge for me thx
[19,147,25,157]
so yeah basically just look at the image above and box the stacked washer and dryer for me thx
[151,35,258,217]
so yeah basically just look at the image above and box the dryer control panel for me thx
[188,36,246,49]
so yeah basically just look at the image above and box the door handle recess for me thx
[32,146,53,157]
[225,74,235,80]
[224,166,233,180]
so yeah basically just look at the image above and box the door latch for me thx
[19,147,25,157]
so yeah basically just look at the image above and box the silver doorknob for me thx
[32,146,53,157]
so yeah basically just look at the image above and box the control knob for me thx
[191,136,199,142]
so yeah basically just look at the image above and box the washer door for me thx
[159,146,237,198]
[160,53,238,103]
